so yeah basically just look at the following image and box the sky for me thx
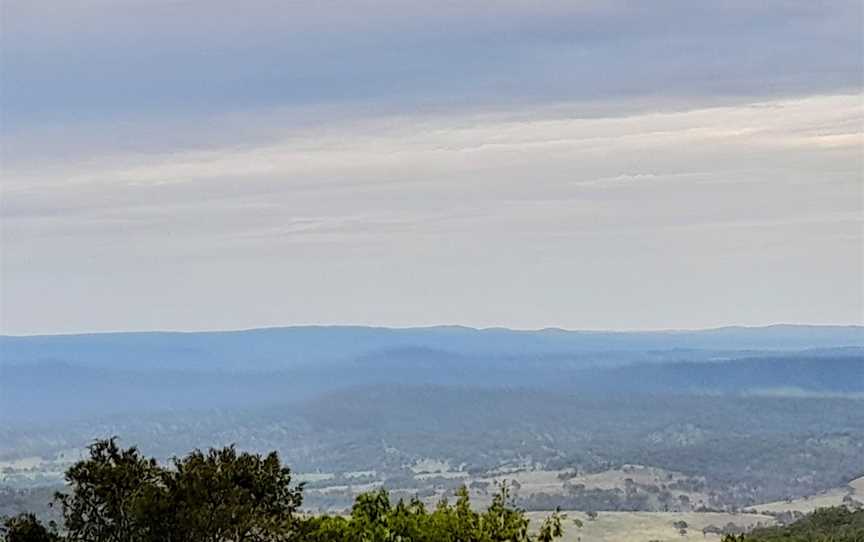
[1,0,862,334]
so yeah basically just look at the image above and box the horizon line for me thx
[2,321,863,339]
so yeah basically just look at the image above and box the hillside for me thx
[2,325,862,426]
[2,324,861,525]
[3,325,862,371]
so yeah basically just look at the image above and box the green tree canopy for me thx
[1,514,60,542]
[3,439,563,542]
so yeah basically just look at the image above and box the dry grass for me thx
[527,511,775,542]
[754,475,864,514]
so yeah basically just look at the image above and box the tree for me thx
[536,510,565,542]
[300,483,564,542]
[54,438,304,542]
[725,506,864,541]
[480,482,531,541]
[56,438,161,542]
[161,446,304,542]
[1,514,59,542]
[10,440,566,542]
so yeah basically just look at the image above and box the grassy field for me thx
[527,511,774,542]
[480,466,688,493]
[523,475,864,541]
[753,475,863,514]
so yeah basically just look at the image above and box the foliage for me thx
[1,514,59,542]
[54,438,161,542]
[42,438,303,542]
[722,506,864,542]
[158,446,304,541]
[300,484,564,541]
[3,440,562,542]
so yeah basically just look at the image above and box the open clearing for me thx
[753,475,864,514]
[524,475,864,541]
[527,511,774,542]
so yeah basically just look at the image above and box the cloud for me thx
[2,93,861,332]
[5,93,860,189]
[1,0,861,131]
[0,2,861,333]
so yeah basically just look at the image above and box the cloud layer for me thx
[1,1,862,333]
[3,1,861,129]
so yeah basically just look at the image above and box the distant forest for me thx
[3,439,862,541]
[2,326,862,521]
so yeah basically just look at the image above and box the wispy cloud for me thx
[2,93,861,332]
[2,0,861,130]
[0,1,861,333]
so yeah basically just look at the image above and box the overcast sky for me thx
[1,0,862,334]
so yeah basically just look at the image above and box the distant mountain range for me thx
[1,324,861,425]
[2,324,863,508]
[3,324,862,371]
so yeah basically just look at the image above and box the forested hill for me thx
[1,325,862,425]
[729,506,864,541]
[585,353,864,395]
[2,326,862,520]
[2,324,862,371]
